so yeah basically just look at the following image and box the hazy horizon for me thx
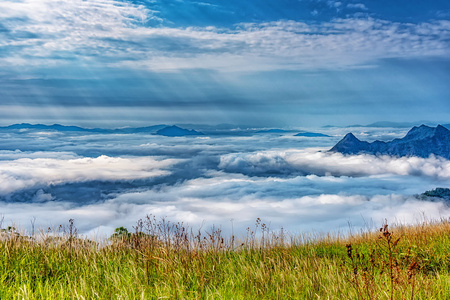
[0,120,449,130]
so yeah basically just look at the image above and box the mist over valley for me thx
[1,123,449,238]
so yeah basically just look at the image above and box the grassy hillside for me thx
[1,216,450,299]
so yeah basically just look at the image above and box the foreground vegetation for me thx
[1,216,450,299]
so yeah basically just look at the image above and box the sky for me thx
[0,0,449,127]
[2,1,450,240]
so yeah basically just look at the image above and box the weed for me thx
[0,217,449,299]
[343,222,422,300]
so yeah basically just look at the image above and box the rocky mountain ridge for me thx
[330,124,450,159]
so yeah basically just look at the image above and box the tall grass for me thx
[1,216,450,299]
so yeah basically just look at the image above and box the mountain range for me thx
[330,124,450,159]
[0,123,168,134]
[0,123,331,138]
[0,123,206,136]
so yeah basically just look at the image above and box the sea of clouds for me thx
[1,126,450,238]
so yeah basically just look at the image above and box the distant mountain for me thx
[2,123,91,132]
[0,123,169,134]
[0,123,256,136]
[257,129,290,133]
[330,125,450,159]
[295,132,330,137]
[155,125,204,137]
[176,123,241,131]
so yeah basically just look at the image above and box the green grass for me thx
[1,217,450,299]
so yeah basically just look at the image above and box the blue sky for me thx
[0,0,449,127]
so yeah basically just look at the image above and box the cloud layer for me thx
[0,155,179,195]
[0,0,449,72]
[219,149,450,178]
[0,127,449,238]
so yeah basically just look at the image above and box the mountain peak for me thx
[329,132,370,154]
[342,132,359,141]
[156,125,204,137]
[330,125,450,158]
[403,124,436,141]
[436,124,448,132]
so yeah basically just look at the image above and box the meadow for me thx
[1,216,450,299]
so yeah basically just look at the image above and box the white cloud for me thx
[327,1,342,9]
[102,171,450,235]
[0,0,156,65]
[0,155,180,195]
[347,3,368,10]
[0,0,448,72]
[219,148,450,179]
[0,150,79,160]
[0,130,449,238]
[3,181,448,238]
